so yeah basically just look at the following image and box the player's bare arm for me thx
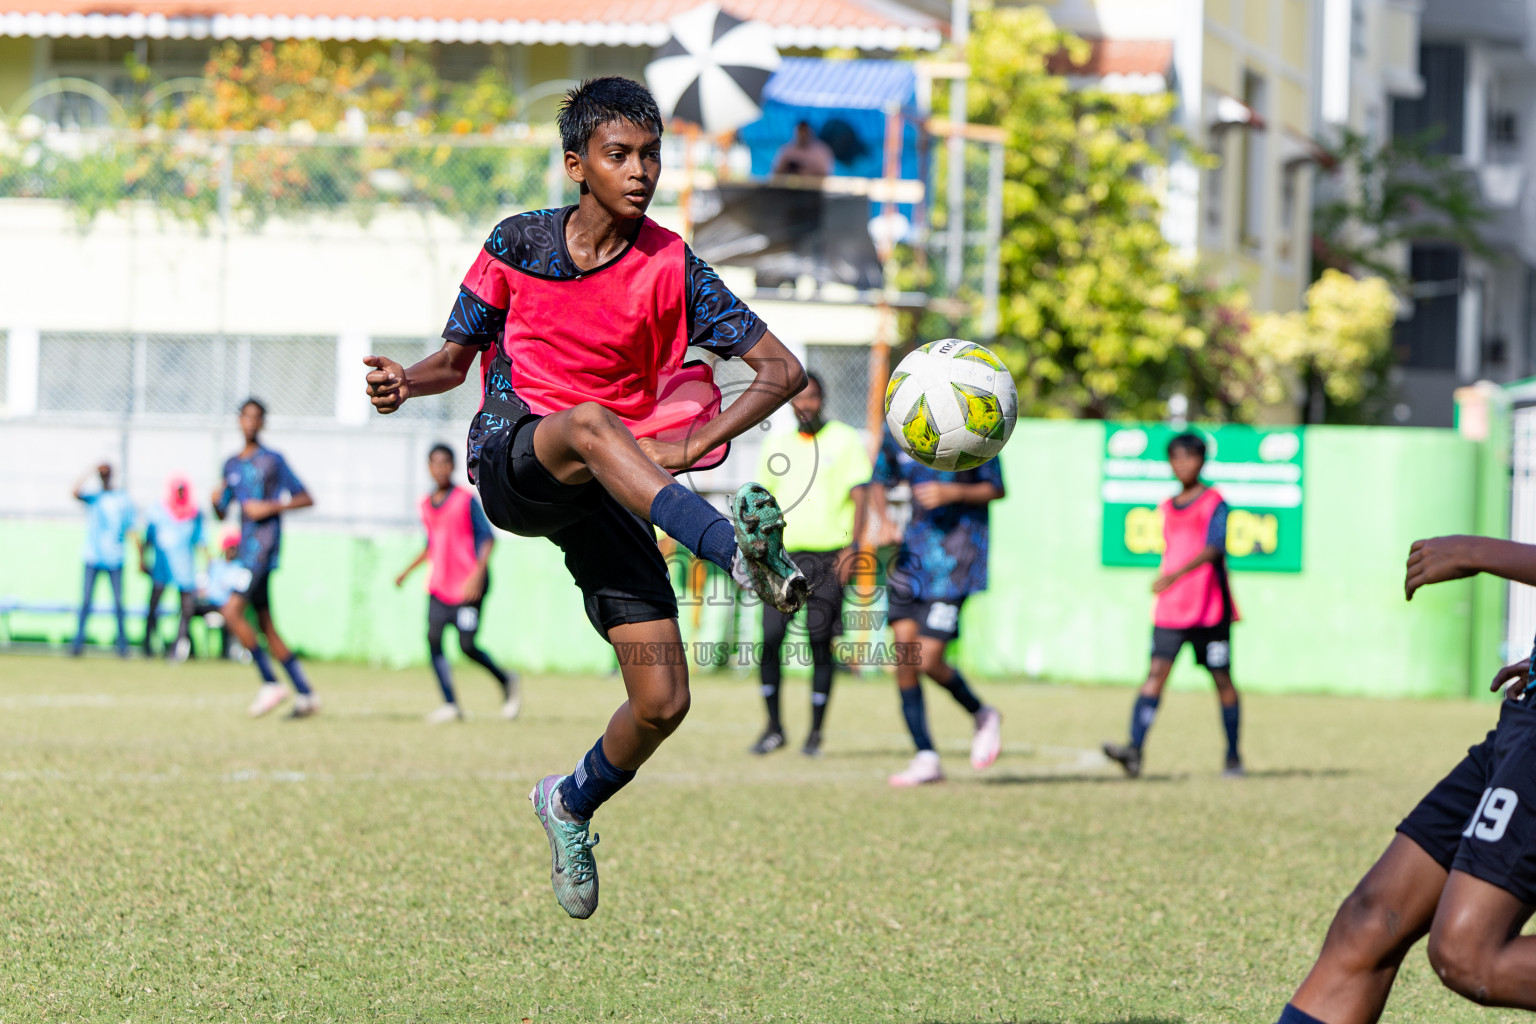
[463,538,492,602]
[241,492,312,523]
[637,332,807,471]
[1153,544,1223,594]
[911,480,1002,510]
[840,483,871,584]
[72,464,106,501]
[1405,535,1536,599]
[1490,659,1533,696]
[395,548,429,588]
[363,341,479,414]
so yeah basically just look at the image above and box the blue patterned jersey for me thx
[441,207,767,480]
[216,446,307,573]
[872,428,1005,601]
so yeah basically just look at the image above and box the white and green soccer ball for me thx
[883,338,1018,471]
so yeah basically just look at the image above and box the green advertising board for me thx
[1101,423,1304,572]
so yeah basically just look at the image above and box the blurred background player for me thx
[213,398,319,718]
[362,77,809,919]
[138,474,206,661]
[749,372,870,757]
[70,461,136,658]
[1103,432,1243,779]
[396,443,521,724]
[195,529,246,660]
[865,425,1005,787]
[771,120,834,178]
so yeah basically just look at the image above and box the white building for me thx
[1386,0,1536,425]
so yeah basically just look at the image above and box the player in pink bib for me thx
[396,444,519,724]
[1104,432,1244,778]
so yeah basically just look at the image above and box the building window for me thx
[1391,44,1466,155]
[1394,244,1462,370]
[1239,70,1268,251]
[1204,163,1225,244]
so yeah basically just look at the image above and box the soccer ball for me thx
[883,339,1018,471]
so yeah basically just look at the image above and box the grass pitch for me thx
[0,653,1526,1023]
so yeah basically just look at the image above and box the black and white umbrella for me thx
[645,3,781,136]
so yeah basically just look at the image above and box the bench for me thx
[0,595,217,652]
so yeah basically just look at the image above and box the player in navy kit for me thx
[865,426,1006,787]
[213,399,319,719]
[1275,535,1536,1024]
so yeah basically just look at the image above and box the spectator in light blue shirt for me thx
[138,474,205,661]
[71,462,136,658]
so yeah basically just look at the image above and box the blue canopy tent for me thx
[737,57,921,181]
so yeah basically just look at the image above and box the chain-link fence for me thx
[804,343,872,429]
[918,134,1005,342]
[0,128,576,228]
[0,115,1003,525]
[2,327,488,529]
[23,330,487,427]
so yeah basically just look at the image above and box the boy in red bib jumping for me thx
[1104,432,1243,778]
[362,78,809,919]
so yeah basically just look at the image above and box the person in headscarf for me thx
[138,474,205,660]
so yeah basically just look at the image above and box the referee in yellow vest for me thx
[750,372,872,757]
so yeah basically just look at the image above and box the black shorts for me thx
[428,591,486,636]
[230,560,272,613]
[763,549,845,643]
[1398,695,1536,905]
[886,592,966,643]
[1151,623,1231,669]
[476,415,677,642]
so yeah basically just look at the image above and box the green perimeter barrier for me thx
[0,420,1496,697]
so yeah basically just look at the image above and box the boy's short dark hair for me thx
[804,371,825,396]
[241,398,266,417]
[1167,432,1207,460]
[428,443,455,465]
[558,77,665,156]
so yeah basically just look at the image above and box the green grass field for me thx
[0,652,1527,1023]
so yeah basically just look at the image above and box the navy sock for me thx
[649,483,736,573]
[939,670,983,715]
[1222,700,1241,761]
[810,640,833,732]
[281,655,312,696]
[250,646,278,684]
[1129,694,1160,749]
[558,736,637,821]
[899,685,934,753]
[461,644,509,687]
[1275,1004,1327,1024]
[431,654,457,704]
[761,681,782,730]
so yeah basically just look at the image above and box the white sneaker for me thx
[501,672,522,721]
[888,750,944,787]
[171,637,192,663]
[426,703,463,725]
[288,694,321,719]
[970,706,1003,771]
[248,683,288,718]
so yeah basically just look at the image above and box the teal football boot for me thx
[528,774,601,919]
[730,483,811,614]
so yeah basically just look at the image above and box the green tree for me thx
[0,41,548,227]
[1300,129,1491,423]
[1312,128,1489,286]
[954,7,1283,420]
